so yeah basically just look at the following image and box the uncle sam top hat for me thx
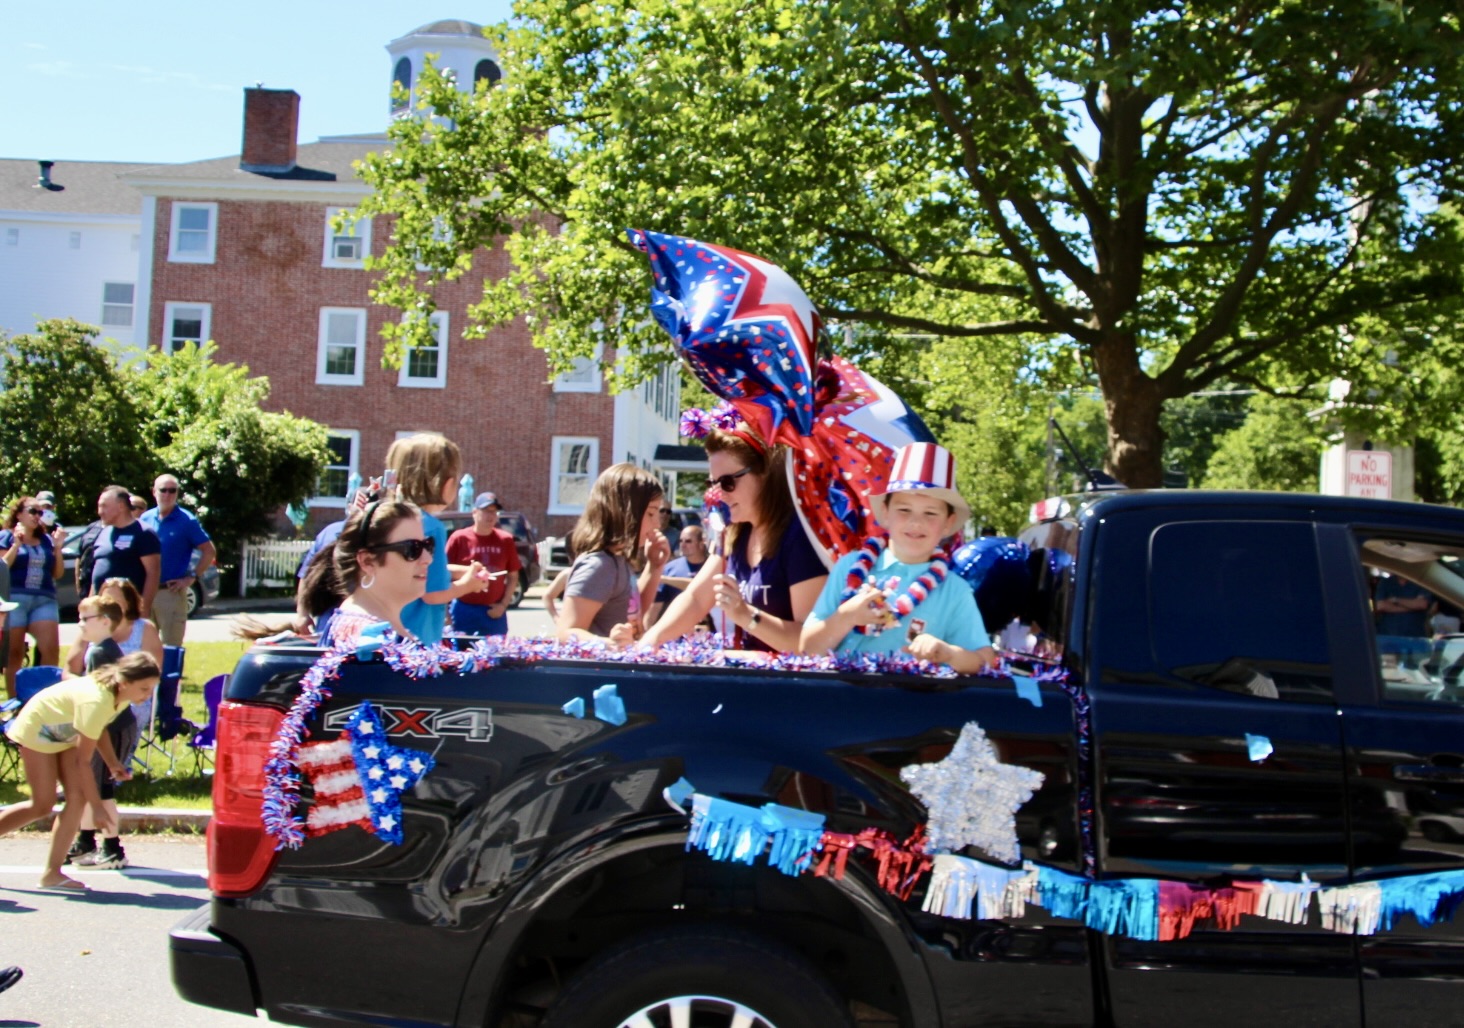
[870,442,971,527]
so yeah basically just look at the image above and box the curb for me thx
[30,807,211,834]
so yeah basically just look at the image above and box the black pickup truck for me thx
[172,490,1464,1028]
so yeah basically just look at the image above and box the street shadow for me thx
[0,1018,42,1027]
[8,885,205,911]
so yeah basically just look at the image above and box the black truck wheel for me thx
[541,925,855,1028]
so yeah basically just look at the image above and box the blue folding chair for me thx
[135,646,194,776]
[1,666,65,780]
[188,674,228,776]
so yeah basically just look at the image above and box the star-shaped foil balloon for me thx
[900,721,1044,865]
[297,702,434,846]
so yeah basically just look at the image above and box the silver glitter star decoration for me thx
[901,721,1045,865]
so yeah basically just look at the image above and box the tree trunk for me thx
[1092,332,1166,488]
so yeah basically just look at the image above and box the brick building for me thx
[110,20,680,538]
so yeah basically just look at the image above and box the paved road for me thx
[58,585,559,648]
[0,834,254,1027]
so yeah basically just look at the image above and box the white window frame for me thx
[313,429,361,508]
[168,202,218,263]
[161,301,212,354]
[100,282,135,328]
[398,311,449,388]
[554,349,604,393]
[548,436,600,515]
[322,206,372,269]
[316,308,367,386]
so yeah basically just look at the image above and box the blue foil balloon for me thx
[953,537,1032,632]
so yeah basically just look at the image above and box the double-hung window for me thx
[100,283,134,327]
[317,308,366,385]
[323,207,371,269]
[162,302,211,353]
[549,436,599,514]
[314,430,360,507]
[169,202,217,263]
[398,312,448,388]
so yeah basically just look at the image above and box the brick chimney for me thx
[240,88,299,173]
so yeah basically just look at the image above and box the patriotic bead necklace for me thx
[841,535,950,635]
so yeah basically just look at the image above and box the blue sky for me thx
[4,2,515,165]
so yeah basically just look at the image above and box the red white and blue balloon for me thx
[628,229,935,561]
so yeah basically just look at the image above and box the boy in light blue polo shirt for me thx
[802,443,996,673]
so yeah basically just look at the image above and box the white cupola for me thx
[385,19,502,119]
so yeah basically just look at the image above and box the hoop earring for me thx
[360,573,376,591]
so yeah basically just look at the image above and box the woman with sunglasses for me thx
[556,463,671,647]
[641,427,826,653]
[1,496,67,698]
[300,500,433,646]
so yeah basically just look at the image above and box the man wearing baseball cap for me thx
[802,442,996,672]
[34,491,56,510]
[444,492,522,637]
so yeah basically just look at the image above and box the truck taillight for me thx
[208,700,284,897]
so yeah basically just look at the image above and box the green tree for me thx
[129,343,333,560]
[0,319,153,523]
[358,0,1464,488]
[1199,394,1328,492]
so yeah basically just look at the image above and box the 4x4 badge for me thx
[324,705,494,742]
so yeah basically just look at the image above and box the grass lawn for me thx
[1,640,252,810]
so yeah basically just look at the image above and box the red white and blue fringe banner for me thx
[673,786,1464,940]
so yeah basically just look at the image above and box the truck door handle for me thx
[1393,763,1464,784]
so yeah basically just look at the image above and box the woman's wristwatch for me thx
[746,608,762,630]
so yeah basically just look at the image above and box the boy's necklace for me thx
[840,535,950,635]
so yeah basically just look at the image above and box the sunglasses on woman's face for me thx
[367,537,436,561]
[24,507,44,516]
[712,467,754,493]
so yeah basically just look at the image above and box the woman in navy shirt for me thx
[0,496,67,699]
[642,427,827,653]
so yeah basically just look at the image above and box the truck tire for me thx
[540,925,855,1028]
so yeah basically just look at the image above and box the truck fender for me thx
[451,820,942,1028]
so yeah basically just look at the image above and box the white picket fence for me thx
[238,539,314,596]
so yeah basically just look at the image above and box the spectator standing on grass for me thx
[1,497,66,699]
[88,486,160,620]
[446,492,521,637]
[141,474,216,648]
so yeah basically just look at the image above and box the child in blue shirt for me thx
[802,443,996,673]
[385,434,488,645]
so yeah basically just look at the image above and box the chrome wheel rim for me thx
[617,994,776,1028]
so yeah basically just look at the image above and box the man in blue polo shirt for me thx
[141,474,215,647]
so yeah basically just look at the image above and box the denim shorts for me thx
[6,591,58,629]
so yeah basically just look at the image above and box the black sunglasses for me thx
[366,537,436,561]
[712,467,754,493]
[24,507,45,516]
[156,486,178,494]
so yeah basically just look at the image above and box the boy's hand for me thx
[457,561,489,592]
[607,621,638,649]
[904,633,951,664]
[838,585,894,629]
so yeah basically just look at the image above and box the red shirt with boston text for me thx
[445,526,522,606]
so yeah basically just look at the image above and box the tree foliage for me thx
[0,322,331,559]
[1199,394,1329,492]
[358,0,1464,488]
[0,319,153,521]
[132,343,334,560]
